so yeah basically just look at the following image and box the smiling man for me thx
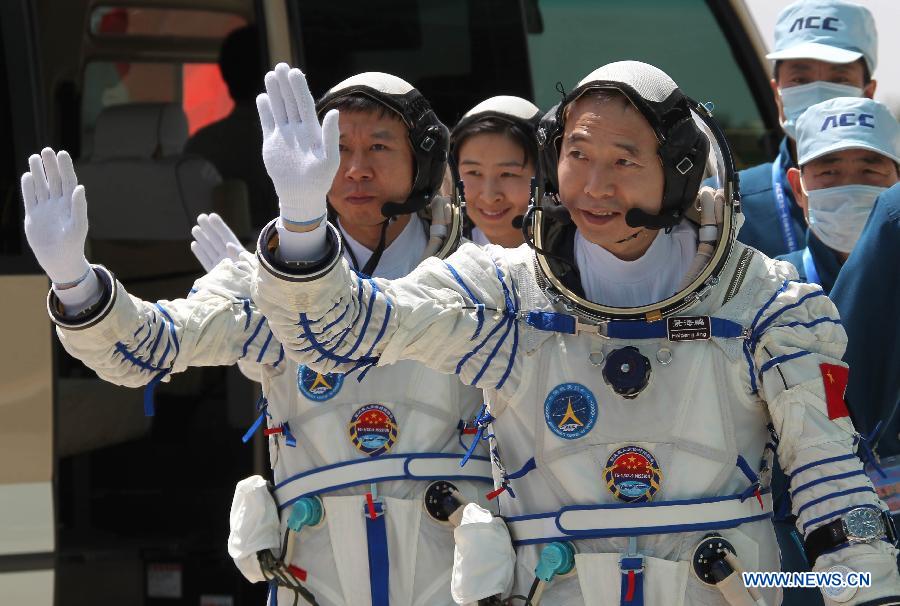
[253,60,900,605]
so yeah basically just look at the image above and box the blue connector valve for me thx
[535,541,575,583]
[287,496,324,532]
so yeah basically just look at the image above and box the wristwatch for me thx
[804,507,897,565]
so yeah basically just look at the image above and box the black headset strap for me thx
[360,220,391,277]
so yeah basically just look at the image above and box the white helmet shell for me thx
[461,95,541,123]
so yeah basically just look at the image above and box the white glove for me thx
[451,503,516,604]
[257,63,340,261]
[228,475,282,584]
[190,212,247,272]
[21,148,91,286]
[22,147,102,312]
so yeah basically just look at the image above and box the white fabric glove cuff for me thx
[53,267,102,315]
[275,217,328,263]
[41,253,91,290]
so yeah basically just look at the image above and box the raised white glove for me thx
[190,212,247,272]
[257,63,340,261]
[21,148,91,286]
[22,147,102,312]
[257,63,339,227]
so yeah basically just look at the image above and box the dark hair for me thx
[451,117,538,170]
[219,25,264,102]
[773,58,872,85]
[321,94,402,122]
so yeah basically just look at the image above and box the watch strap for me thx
[805,517,848,566]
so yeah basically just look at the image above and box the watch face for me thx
[845,508,884,540]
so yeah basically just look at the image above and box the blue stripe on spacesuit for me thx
[301,274,369,364]
[133,324,145,338]
[474,315,514,386]
[507,510,774,546]
[743,343,758,393]
[157,341,172,369]
[444,261,485,340]
[796,486,875,519]
[363,278,390,353]
[497,320,519,390]
[292,305,352,355]
[750,279,794,333]
[256,329,274,363]
[242,299,252,330]
[744,280,825,393]
[758,350,812,375]
[802,503,882,534]
[155,305,179,351]
[365,502,389,606]
[791,453,858,477]
[114,342,166,373]
[751,290,828,351]
[495,263,515,316]
[456,315,509,377]
[273,345,284,368]
[350,280,392,379]
[792,469,867,498]
[456,261,519,381]
[322,304,350,333]
[154,304,180,366]
[296,277,379,367]
[136,325,153,351]
[242,317,266,359]
[323,277,377,362]
[778,317,841,332]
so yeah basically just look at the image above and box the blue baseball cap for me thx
[767,0,877,73]
[796,97,900,166]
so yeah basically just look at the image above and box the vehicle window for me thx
[82,61,234,147]
[290,0,532,125]
[89,6,246,39]
[525,0,769,168]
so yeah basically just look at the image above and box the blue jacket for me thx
[736,138,807,259]
[776,231,843,295]
[831,184,900,457]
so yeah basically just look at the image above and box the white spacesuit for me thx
[23,66,493,606]
[249,62,900,606]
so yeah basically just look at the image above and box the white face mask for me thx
[804,184,886,253]
[779,82,864,139]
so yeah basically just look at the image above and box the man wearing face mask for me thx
[778,97,900,294]
[765,96,900,606]
[831,184,900,464]
[737,0,878,259]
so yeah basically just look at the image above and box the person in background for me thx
[767,95,900,606]
[185,25,277,229]
[450,96,540,247]
[736,0,877,259]
[778,97,900,293]
[831,184,900,469]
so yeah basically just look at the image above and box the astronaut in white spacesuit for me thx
[249,61,900,606]
[449,95,541,248]
[21,65,493,606]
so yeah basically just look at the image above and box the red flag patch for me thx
[820,363,850,419]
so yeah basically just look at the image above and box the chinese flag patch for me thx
[820,363,850,419]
